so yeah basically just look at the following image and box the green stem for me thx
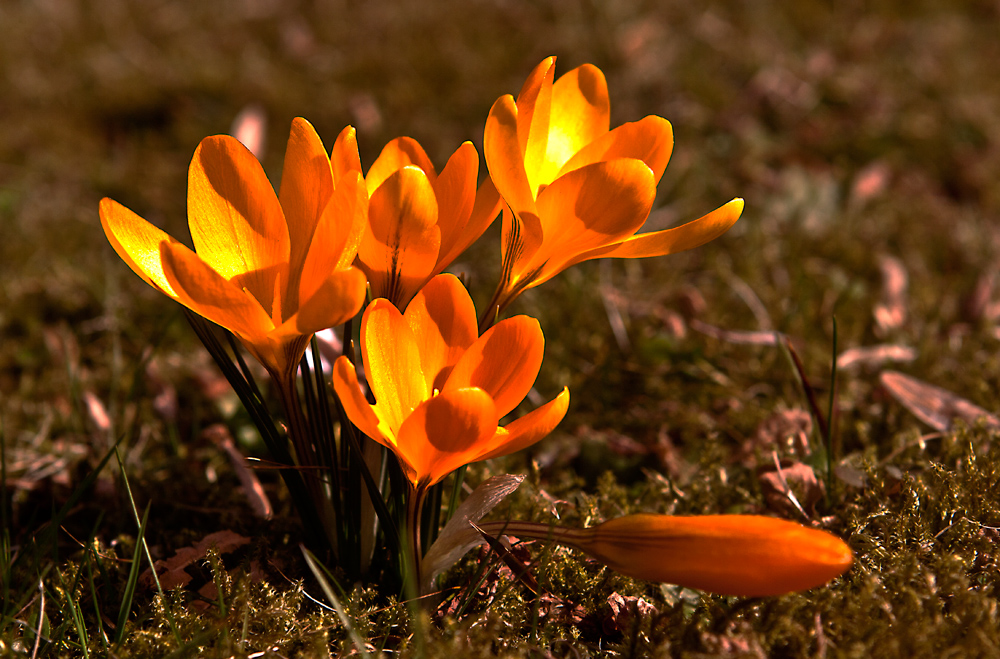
[406,483,429,595]
[275,376,338,557]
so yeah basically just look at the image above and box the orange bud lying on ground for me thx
[571,514,853,597]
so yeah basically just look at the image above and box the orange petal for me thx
[431,142,478,267]
[433,173,502,271]
[476,387,569,461]
[558,115,673,185]
[361,299,429,433]
[529,159,655,283]
[187,135,289,314]
[159,241,273,342]
[578,514,853,597]
[283,266,366,335]
[444,315,543,418]
[360,166,441,308]
[366,137,437,196]
[485,95,537,217]
[331,356,394,448]
[404,274,479,391]
[395,387,498,487]
[279,118,333,282]
[497,205,545,297]
[99,198,184,298]
[299,171,368,303]
[535,63,610,184]
[517,58,555,193]
[331,125,362,183]
[570,198,744,264]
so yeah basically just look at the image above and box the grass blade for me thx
[300,545,371,659]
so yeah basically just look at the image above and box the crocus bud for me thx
[570,514,853,597]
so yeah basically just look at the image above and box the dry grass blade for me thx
[837,345,916,370]
[690,319,783,346]
[202,424,273,519]
[880,370,1000,433]
[468,521,538,596]
[874,255,907,336]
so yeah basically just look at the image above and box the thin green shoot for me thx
[300,544,372,659]
[115,447,181,645]
[826,316,839,499]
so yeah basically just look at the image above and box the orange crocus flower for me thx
[358,137,501,310]
[567,513,852,596]
[483,56,744,318]
[100,118,368,384]
[332,273,569,488]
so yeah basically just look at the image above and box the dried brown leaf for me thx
[604,592,658,635]
[758,459,824,518]
[140,530,251,590]
[748,409,813,464]
[880,370,1000,432]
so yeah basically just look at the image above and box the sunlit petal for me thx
[436,174,502,276]
[361,299,429,432]
[159,241,273,341]
[538,63,609,183]
[279,118,333,277]
[284,266,367,335]
[299,171,368,303]
[517,57,555,193]
[366,137,437,196]
[360,165,441,308]
[395,387,498,487]
[432,142,477,260]
[558,115,673,184]
[404,274,478,391]
[485,95,537,216]
[99,198,184,298]
[444,315,543,418]
[332,356,395,448]
[476,387,569,460]
[187,136,290,313]
[331,125,362,182]
[529,159,655,282]
[570,198,744,264]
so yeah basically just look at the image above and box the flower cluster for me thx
[101,57,852,598]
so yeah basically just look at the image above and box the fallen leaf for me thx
[758,459,824,518]
[880,370,1000,432]
[753,409,813,458]
[140,530,250,590]
[604,592,658,635]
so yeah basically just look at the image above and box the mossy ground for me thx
[4,0,1000,656]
